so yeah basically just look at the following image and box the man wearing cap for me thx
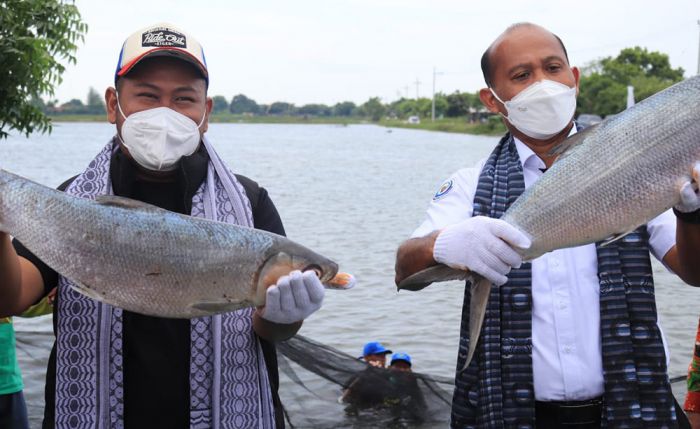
[0,23,324,428]
[342,342,394,410]
[361,341,392,368]
[388,352,412,372]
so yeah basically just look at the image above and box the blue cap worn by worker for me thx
[362,341,392,357]
[390,352,412,366]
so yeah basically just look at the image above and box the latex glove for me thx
[433,216,531,286]
[675,162,700,213]
[261,270,324,324]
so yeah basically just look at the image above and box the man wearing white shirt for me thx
[395,22,700,428]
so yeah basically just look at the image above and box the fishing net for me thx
[276,335,454,428]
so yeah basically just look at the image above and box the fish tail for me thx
[459,275,492,373]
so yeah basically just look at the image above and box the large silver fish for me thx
[399,75,700,369]
[0,170,353,318]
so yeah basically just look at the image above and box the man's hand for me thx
[433,216,531,285]
[676,163,700,213]
[261,270,324,325]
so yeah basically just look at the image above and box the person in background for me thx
[0,288,56,429]
[361,341,392,368]
[0,319,28,429]
[388,352,412,372]
[685,317,700,428]
[341,341,393,409]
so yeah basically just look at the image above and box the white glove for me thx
[261,270,324,324]
[675,162,700,213]
[433,216,531,286]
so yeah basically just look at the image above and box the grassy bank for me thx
[49,114,505,136]
[380,118,506,136]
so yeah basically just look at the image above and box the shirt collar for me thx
[512,124,578,171]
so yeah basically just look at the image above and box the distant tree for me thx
[332,101,356,117]
[414,97,434,117]
[0,0,87,138]
[229,94,259,114]
[445,91,480,117]
[86,87,105,114]
[390,98,417,118]
[577,47,684,117]
[298,104,331,116]
[211,95,228,114]
[268,102,296,115]
[60,98,85,114]
[359,97,386,122]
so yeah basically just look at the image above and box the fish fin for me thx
[188,299,251,314]
[547,123,600,160]
[459,275,492,373]
[397,264,469,291]
[95,195,163,212]
[68,281,107,302]
[599,229,636,247]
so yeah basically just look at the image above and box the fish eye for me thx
[303,264,323,278]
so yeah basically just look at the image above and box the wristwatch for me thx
[673,207,700,224]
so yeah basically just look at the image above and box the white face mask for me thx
[490,80,577,140]
[117,96,206,171]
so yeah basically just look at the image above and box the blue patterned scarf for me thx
[54,137,276,429]
[450,134,676,428]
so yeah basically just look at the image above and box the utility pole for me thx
[697,20,700,75]
[414,78,421,99]
[431,67,444,122]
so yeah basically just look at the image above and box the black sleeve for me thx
[12,176,77,296]
[235,174,286,237]
[234,174,287,427]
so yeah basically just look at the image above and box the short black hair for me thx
[480,23,569,87]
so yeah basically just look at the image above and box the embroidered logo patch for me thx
[433,179,453,200]
[142,28,187,48]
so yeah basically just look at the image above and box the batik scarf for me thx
[54,137,276,429]
[450,134,676,429]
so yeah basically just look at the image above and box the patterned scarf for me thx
[54,137,276,429]
[450,134,676,428]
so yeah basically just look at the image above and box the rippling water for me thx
[3,122,698,426]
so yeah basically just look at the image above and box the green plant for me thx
[0,0,87,138]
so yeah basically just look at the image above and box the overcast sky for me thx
[53,0,700,106]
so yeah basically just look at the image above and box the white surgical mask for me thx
[490,80,577,140]
[117,95,206,171]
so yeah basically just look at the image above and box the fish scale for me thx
[0,171,343,318]
[504,76,700,259]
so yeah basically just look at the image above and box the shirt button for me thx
[563,346,573,354]
[558,301,567,310]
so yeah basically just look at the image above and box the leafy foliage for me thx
[0,0,87,138]
[211,95,228,113]
[229,94,260,114]
[577,47,684,117]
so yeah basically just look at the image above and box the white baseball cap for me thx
[114,23,208,86]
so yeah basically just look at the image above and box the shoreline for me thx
[48,114,506,136]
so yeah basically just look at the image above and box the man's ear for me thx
[572,66,581,97]
[201,97,213,133]
[105,87,118,124]
[479,87,501,114]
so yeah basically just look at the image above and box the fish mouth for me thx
[254,252,339,306]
